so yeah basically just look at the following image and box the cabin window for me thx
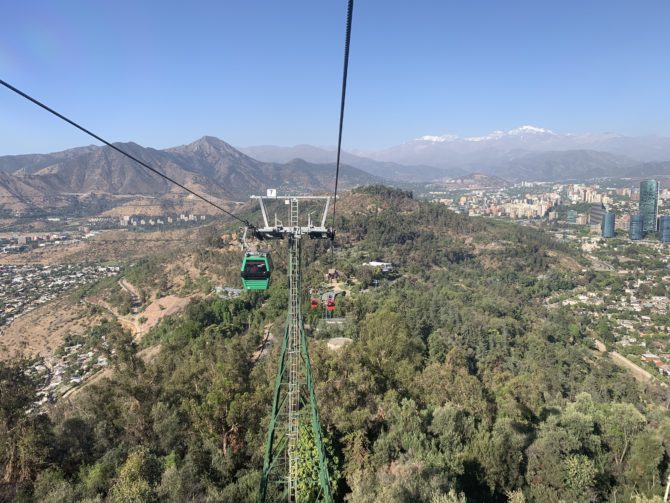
[242,260,270,279]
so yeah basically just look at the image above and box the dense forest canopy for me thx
[1,187,669,502]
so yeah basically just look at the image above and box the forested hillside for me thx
[1,187,668,502]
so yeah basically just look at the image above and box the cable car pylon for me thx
[253,193,334,503]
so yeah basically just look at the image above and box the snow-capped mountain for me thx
[363,126,670,172]
[506,125,556,136]
[243,126,670,182]
[417,125,557,144]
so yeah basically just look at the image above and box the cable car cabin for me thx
[241,252,272,290]
[326,299,336,311]
[310,298,319,309]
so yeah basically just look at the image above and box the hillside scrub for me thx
[1,188,668,502]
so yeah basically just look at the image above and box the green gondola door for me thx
[241,252,272,290]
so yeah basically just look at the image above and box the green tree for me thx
[92,321,142,373]
[623,431,664,496]
[295,424,340,502]
[562,454,597,501]
[357,310,424,390]
[599,403,646,470]
[79,454,119,500]
[32,468,76,503]
[431,488,467,503]
[428,402,475,477]
[0,360,51,491]
[473,417,527,494]
[109,449,160,503]
[526,415,583,496]
[418,349,490,424]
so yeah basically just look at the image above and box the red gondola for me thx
[310,298,319,309]
[326,299,336,311]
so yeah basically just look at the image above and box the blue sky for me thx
[1,0,670,154]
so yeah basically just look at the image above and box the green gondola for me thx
[241,251,272,290]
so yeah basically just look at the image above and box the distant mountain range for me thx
[3,127,670,214]
[363,126,670,168]
[243,126,670,182]
[240,145,463,181]
[0,137,381,211]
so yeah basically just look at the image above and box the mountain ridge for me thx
[0,137,383,211]
[242,126,670,182]
[240,144,461,181]
[4,127,670,209]
[364,125,670,170]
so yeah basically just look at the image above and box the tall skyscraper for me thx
[589,204,606,227]
[639,179,659,232]
[659,216,670,243]
[630,214,644,240]
[566,209,577,224]
[602,212,615,238]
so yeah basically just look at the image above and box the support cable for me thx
[330,0,354,234]
[0,79,251,227]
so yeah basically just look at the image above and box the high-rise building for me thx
[639,179,659,232]
[589,204,606,227]
[602,212,615,238]
[659,216,670,243]
[629,214,644,240]
[616,213,630,231]
[566,209,577,224]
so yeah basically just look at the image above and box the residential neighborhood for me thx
[0,263,120,330]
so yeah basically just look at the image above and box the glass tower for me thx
[659,215,670,243]
[590,204,606,226]
[602,212,615,238]
[629,214,644,240]
[639,179,659,232]
[566,209,577,224]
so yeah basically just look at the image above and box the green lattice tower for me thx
[258,198,333,503]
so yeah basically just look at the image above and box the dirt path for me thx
[84,298,140,337]
[251,324,275,362]
[609,352,659,383]
[588,255,614,272]
[594,338,661,384]
[118,278,140,301]
[118,279,141,313]
[86,294,192,341]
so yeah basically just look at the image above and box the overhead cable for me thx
[331,0,354,230]
[0,79,251,227]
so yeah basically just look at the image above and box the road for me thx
[118,278,141,311]
[83,298,141,338]
[594,338,661,384]
[588,255,615,272]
